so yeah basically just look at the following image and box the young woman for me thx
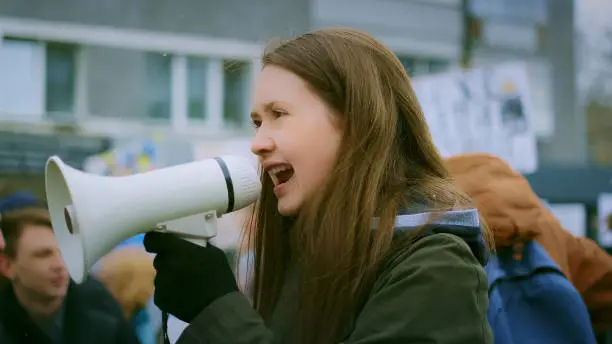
[144,27,494,344]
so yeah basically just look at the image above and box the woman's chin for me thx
[277,198,300,217]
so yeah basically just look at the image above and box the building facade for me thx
[0,0,463,141]
[2,0,601,176]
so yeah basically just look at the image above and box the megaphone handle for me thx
[153,225,210,247]
[184,236,209,247]
[155,211,218,248]
[153,228,206,344]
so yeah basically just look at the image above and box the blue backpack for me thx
[485,240,597,344]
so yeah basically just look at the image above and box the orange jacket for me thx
[446,153,612,333]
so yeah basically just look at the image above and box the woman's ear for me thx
[0,254,13,279]
[0,230,5,252]
[0,255,5,277]
[0,226,8,278]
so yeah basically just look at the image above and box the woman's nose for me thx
[251,131,276,156]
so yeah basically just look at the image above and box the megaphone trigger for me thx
[153,210,220,247]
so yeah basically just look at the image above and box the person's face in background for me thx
[0,230,5,255]
[4,225,69,299]
[250,65,342,216]
[0,231,7,284]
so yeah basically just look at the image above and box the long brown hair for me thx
[243,27,493,344]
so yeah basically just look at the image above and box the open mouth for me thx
[268,164,295,186]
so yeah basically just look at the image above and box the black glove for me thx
[143,231,238,323]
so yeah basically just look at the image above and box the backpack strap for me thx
[485,240,566,291]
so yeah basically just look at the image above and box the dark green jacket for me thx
[177,209,494,343]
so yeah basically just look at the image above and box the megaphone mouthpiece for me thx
[45,155,261,283]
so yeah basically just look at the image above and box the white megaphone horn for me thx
[44,155,261,283]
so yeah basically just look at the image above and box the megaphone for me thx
[45,155,261,283]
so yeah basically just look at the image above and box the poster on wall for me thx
[84,139,160,176]
[412,61,539,174]
[83,136,194,176]
[597,193,612,247]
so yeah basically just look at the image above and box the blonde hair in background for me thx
[95,246,156,319]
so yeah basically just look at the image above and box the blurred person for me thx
[89,233,164,342]
[0,225,6,291]
[145,28,494,344]
[0,191,43,213]
[96,246,157,344]
[446,153,612,335]
[0,191,43,290]
[0,207,140,344]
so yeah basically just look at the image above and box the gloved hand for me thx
[143,231,238,323]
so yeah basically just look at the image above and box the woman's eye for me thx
[251,109,286,129]
[272,109,286,118]
[251,119,262,128]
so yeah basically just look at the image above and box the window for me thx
[1,36,256,131]
[187,57,209,120]
[84,46,172,121]
[428,59,450,74]
[223,60,251,128]
[0,38,78,121]
[398,57,417,76]
[0,38,45,118]
[397,54,450,77]
[45,42,77,117]
[0,10,271,139]
[74,48,253,128]
[146,53,172,120]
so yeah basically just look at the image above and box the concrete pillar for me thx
[538,0,588,166]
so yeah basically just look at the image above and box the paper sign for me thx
[412,61,539,174]
[597,193,612,247]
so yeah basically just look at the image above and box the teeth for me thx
[269,173,279,185]
[269,165,291,174]
[267,165,292,186]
